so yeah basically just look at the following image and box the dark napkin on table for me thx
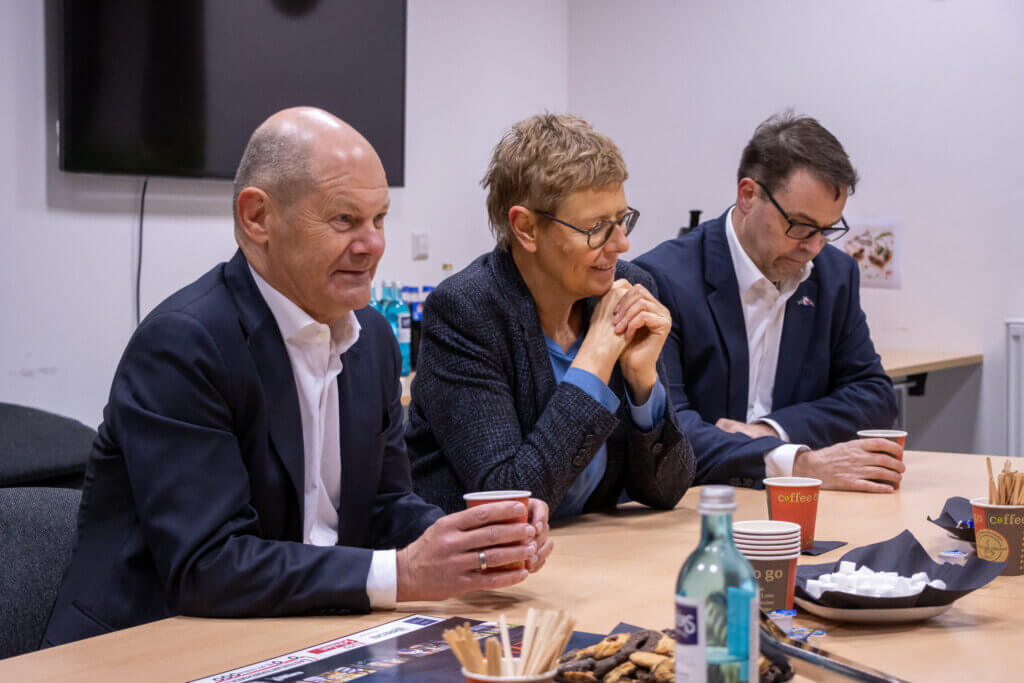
[794,529,1005,609]
[927,496,976,543]
[801,540,846,555]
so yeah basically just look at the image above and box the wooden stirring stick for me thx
[498,615,514,676]
[987,457,997,504]
[518,608,537,675]
[486,637,502,676]
[464,625,485,674]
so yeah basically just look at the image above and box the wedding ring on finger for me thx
[478,550,487,572]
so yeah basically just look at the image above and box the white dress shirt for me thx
[250,266,397,608]
[724,209,812,477]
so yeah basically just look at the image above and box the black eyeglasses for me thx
[531,207,640,248]
[754,180,849,242]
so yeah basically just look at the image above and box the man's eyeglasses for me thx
[531,207,640,249]
[754,180,849,242]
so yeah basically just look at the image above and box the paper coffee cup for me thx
[763,478,821,550]
[463,490,531,572]
[733,520,801,536]
[734,538,801,549]
[744,554,799,611]
[857,429,907,490]
[463,662,557,683]
[971,496,1024,576]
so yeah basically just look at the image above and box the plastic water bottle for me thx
[392,282,412,376]
[404,286,423,370]
[675,486,759,683]
[381,281,399,339]
[369,281,382,314]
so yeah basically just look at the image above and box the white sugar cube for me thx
[912,572,929,583]
[806,580,823,599]
[839,561,857,574]
[880,571,898,581]
[928,579,947,590]
[875,586,895,598]
[894,577,912,592]
[856,565,874,575]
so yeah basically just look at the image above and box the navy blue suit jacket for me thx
[634,210,897,487]
[44,251,442,647]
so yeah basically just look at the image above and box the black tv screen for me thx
[59,0,406,184]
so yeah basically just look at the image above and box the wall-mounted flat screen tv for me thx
[59,0,406,184]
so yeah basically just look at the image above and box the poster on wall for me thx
[835,217,903,289]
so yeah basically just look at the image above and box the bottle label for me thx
[397,313,411,343]
[674,595,706,683]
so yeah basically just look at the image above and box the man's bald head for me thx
[232,107,383,237]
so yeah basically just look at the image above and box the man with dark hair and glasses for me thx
[407,113,695,518]
[635,113,900,492]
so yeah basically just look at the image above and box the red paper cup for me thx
[971,497,1024,576]
[857,429,907,490]
[463,490,531,572]
[763,477,821,550]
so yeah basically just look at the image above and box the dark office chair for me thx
[0,486,82,658]
[0,402,96,488]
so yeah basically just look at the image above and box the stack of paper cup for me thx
[733,520,802,611]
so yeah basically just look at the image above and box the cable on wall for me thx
[136,177,149,327]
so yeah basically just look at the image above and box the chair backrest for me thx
[0,486,82,659]
[0,403,96,488]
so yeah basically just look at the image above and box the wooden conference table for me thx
[3,451,1019,682]
[878,350,983,379]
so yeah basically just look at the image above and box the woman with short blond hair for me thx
[406,113,695,519]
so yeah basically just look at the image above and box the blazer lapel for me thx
[224,251,305,516]
[490,249,558,412]
[704,218,750,419]
[334,336,379,547]
[774,277,819,409]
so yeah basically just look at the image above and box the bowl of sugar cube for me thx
[791,530,1006,623]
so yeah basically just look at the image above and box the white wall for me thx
[3,0,1019,457]
[0,0,568,427]
[566,0,1024,456]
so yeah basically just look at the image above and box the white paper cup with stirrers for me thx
[460,663,557,683]
[444,609,573,683]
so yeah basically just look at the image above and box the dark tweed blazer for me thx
[406,247,696,515]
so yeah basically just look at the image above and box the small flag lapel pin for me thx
[796,295,815,307]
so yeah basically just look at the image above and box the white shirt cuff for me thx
[764,443,809,478]
[366,549,397,609]
[759,417,790,442]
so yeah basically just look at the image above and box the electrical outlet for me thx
[412,232,429,260]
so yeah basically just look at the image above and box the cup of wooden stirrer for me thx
[973,457,1024,576]
[443,609,574,682]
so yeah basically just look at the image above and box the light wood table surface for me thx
[879,350,983,378]
[3,451,1019,682]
